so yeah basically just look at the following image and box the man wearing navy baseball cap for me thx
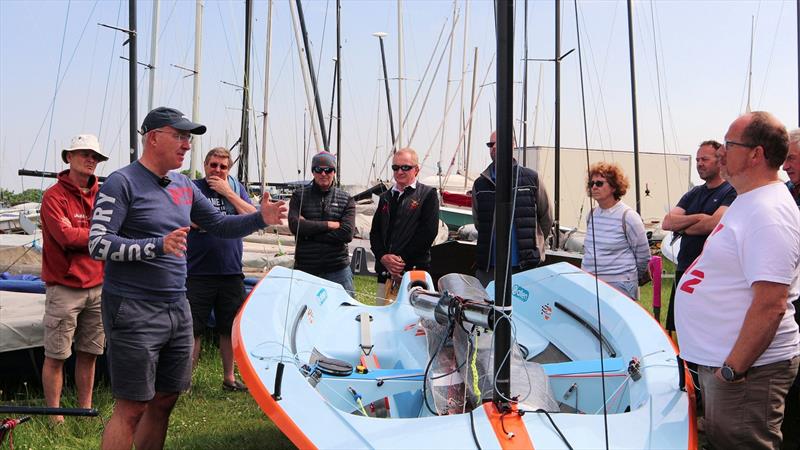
[139,106,207,135]
[91,106,287,450]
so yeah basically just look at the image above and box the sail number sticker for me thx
[512,284,529,303]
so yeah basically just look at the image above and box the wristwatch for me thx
[721,363,745,382]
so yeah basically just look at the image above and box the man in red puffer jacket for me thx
[40,134,108,424]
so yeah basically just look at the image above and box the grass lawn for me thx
[2,266,676,449]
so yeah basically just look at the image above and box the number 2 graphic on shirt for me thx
[679,223,724,294]
[679,269,705,293]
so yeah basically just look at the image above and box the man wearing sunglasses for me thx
[472,131,552,287]
[90,106,287,450]
[40,134,109,424]
[370,148,440,302]
[288,151,356,293]
[186,147,256,393]
[675,112,799,449]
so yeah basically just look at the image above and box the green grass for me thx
[2,269,676,449]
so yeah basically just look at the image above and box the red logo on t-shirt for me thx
[169,187,193,205]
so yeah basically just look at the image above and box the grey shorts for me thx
[101,291,193,401]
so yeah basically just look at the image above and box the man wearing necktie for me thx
[370,148,440,303]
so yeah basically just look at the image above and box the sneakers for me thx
[222,380,248,392]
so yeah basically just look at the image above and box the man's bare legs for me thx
[101,392,179,450]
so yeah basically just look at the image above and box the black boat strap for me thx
[677,354,686,392]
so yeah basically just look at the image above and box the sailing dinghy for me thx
[233,263,695,449]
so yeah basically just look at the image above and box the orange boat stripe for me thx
[483,402,534,449]
[232,274,318,450]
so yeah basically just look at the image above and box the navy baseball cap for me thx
[140,107,207,135]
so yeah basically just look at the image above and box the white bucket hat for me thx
[61,134,108,163]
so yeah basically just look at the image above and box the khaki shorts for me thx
[43,284,104,359]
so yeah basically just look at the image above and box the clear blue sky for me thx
[0,0,797,193]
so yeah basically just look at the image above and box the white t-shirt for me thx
[675,182,800,367]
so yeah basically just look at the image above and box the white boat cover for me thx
[0,290,44,353]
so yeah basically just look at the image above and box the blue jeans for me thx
[607,280,638,301]
[317,267,354,294]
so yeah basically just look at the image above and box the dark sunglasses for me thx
[391,164,415,172]
[312,166,336,174]
[208,162,229,170]
[588,180,605,188]
[486,141,496,148]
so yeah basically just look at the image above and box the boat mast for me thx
[189,0,203,179]
[147,0,159,112]
[373,32,397,154]
[237,0,253,186]
[493,0,514,407]
[295,0,330,153]
[336,0,342,184]
[288,1,324,152]
[438,0,458,177]
[626,0,642,214]
[521,0,529,166]
[397,0,405,148]
[129,0,138,162]
[459,0,470,173]
[260,0,273,195]
[554,0,562,248]
[464,47,478,191]
[746,15,754,113]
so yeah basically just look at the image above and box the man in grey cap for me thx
[288,151,356,292]
[40,134,108,424]
[89,107,287,450]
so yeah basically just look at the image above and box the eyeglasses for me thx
[486,141,496,148]
[153,129,192,142]
[588,180,605,188]
[391,164,415,172]
[208,162,229,170]
[724,140,756,150]
[312,167,335,174]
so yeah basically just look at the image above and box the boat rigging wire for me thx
[645,0,677,213]
[97,0,124,139]
[574,0,610,447]
[23,0,99,172]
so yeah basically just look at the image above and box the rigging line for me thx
[98,0,124,138]
[574,0,609,448]
[217,1,241,83]
[156,0,179,50]
[314,0,331,88]
[40,0,73,191]
[647,2,670,153]
[576,4,618,150]
[756,0,785,107]
[23,0,98,169]
[81,11,103,131]
[386,16,452,167]
[163,25,195,107]
[648,0,676,205]
[440,55,495,186]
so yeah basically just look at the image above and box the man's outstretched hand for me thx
[260,192,288,225]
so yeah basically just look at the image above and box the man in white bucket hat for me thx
[40,133,108,424]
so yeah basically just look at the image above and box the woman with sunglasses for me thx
[581,161,651,301]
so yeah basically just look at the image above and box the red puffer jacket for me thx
[40,170,103,288]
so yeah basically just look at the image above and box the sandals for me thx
[222,380,248,392]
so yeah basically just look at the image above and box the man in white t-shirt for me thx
[675,111,800,449]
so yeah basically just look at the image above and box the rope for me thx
[573,0,610,448]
